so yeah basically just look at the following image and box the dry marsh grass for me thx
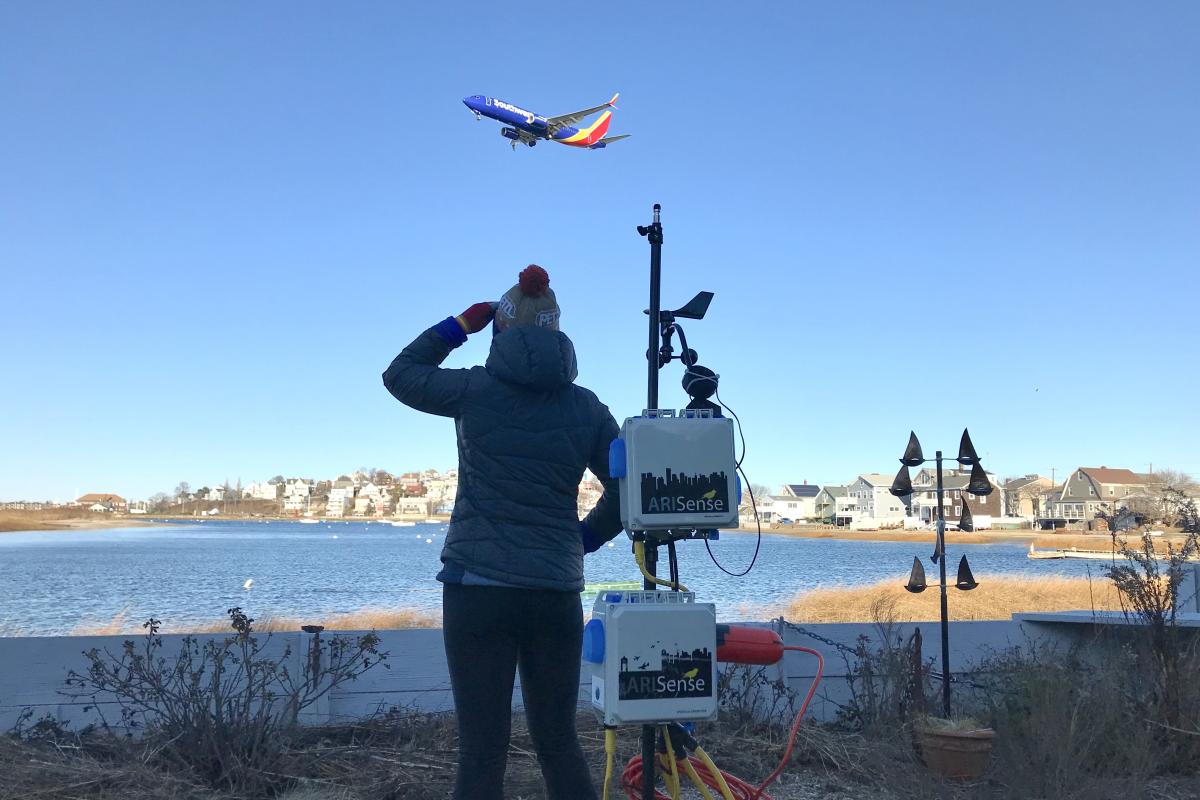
[783,575,1122,623]
[64,607,441,637]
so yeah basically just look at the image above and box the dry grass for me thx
[782,575,1123,623]
[756,525,1191,553]
[63,607,442,637]
[0,509,157,533]
[184,608,443,634]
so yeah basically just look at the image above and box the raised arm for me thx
[382,303,495,418]
[580,405,624,552]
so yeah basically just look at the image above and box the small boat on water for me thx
[391,520,416,527]
[424,518,441,523]
[298,518,320,525]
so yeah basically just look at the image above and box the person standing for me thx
[383,265,623,799]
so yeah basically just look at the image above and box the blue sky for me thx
[2,3,1198,501]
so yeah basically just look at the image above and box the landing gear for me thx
[473,111,481,121]
[527,139,536,147]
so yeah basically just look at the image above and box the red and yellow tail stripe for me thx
[561,110,613,147]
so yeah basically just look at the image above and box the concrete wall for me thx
[0,617,1097,731]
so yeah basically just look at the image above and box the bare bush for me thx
[838,597,931,732]
[63,607,388,792]
[968,642,1157,799]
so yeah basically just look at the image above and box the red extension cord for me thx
[618,646,825,800]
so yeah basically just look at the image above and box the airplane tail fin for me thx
[577,110,613,141]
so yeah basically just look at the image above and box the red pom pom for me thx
[518,264,550,297]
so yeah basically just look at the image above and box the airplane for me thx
[463,92,630,151]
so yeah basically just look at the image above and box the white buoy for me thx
[243,579,254,590]
[425,538,433,543]
[607,542,615,547]
[332,534,339,539]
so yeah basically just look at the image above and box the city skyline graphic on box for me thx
[617,643,714,701]
[640,468,730,515]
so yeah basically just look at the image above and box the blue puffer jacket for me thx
[383,324,624,592]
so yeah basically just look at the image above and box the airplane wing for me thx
[588,134,631,150]
[547,93,619,134]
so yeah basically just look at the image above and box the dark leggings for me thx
[442,583,597,800]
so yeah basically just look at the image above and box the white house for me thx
[777,483,821,520]
[282,480,312,513]
[397,497,433,518]
[244,482,281,502]
[326,485,356,518]
[847,474,907,529]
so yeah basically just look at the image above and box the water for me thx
[0,520,1109,636]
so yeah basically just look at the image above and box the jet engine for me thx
[528,116,549,132]
[500,127,521,141]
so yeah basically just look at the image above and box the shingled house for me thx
[1043,467,1157,524]
[909,469,1003,527]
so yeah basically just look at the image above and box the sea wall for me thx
[2,615,1148,730]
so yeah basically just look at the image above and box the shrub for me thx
[64,607,388,792]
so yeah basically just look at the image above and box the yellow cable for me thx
[603,728,615,800]
[661,726,681,800]
[680,756,716,800]
[633,540,689,592]
[694,746,736,800]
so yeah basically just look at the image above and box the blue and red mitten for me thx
[434,302,496,347]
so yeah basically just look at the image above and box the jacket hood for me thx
[486,326,578,390]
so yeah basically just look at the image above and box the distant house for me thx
[204,486,226,503]
[778,483,821,520]
[282,480,312,513]
[814,486,855,526]
[909,470,1003,527]
[847,475,907,529]
[244,482,281,502]
[1003,474,1055,518]
[1043,467,1156,526]
[326,482,357,518]
[397,497,433,518]
[76,493,127,512]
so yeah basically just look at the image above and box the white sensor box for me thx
[614,410,739,531]
[584,591,718,726]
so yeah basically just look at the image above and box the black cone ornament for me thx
[890,465,914,497]
[956,555,979,590]
[957,428,980,466]
[967,461,993,496]
[958,502,974,532]
[905,556,928,593]
[901,432,925,466]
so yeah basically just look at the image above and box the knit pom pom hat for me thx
[494,265,561,332]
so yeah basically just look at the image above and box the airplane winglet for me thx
[608,92,619,109]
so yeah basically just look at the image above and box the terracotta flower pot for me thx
[915,725,995,781]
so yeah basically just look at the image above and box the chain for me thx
[774,618,858,655]
[777,618,1023,697]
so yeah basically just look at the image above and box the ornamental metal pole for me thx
[935,451,951,718]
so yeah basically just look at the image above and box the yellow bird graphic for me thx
[702,490,717,500]
[682,667,700,679]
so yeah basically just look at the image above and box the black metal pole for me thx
[646,203,662,410]
[935,451,951,718]
[639,203,663,800]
